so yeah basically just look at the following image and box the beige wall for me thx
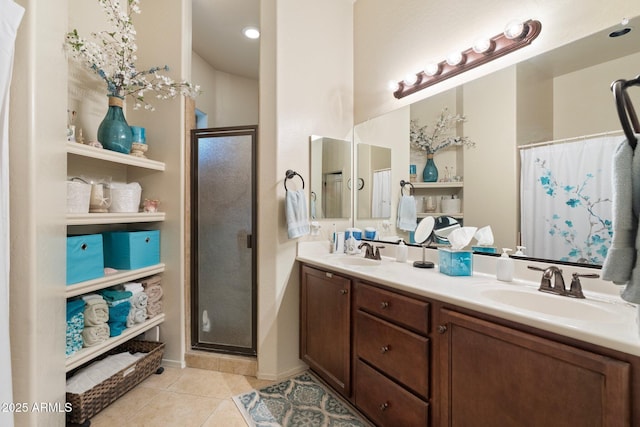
[554,52,640,139]
[192,53,259,127]
[257,0,354,379]
[354,0,640,124]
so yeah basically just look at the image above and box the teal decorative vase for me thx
[423,154,438,182]
[97,96,133,154]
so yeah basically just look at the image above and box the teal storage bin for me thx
[438,248,473,276]
[103,230,160,270]
[67,234,104,285]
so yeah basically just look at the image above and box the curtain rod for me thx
[518,130,624,150]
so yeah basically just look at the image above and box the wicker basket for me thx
[66,340,164,424]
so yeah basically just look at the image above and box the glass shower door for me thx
[190,126,257,355]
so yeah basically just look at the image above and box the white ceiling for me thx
[192,0,260,80]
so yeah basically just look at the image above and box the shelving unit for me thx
[65,314,165,372]
[65,263,166,298]
[411,181,464,219]
[66,141,165,171]
[65,141,167,373]
[67,212,166,225]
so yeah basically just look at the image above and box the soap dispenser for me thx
[396,239,408,263]
[515,246,526,256]
[496,248,513,282]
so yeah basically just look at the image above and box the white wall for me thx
[257,0,354,379]
[354,0,640,123]
[192,53,259,127]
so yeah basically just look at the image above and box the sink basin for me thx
[480,288,620,322]
[336,256,382,267]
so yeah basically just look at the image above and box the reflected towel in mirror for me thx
[397,195,417,231]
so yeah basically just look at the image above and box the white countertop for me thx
[297,241,640,357]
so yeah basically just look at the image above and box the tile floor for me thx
[87,366,273,427]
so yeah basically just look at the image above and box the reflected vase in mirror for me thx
[423,154,438,182]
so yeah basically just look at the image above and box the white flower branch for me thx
[65,0,200,111]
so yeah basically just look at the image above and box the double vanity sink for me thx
[299,245,640,356]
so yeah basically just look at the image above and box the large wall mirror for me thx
[310,135,352,219]
[353,16,640,267]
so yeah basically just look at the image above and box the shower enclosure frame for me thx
[189,125,258,356]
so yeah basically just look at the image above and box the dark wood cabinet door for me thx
[300,265,351,397]
[438,309,630,427]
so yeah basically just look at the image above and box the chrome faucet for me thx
[358,242,384,260]
[528,266,599,299]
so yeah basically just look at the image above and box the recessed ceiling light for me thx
[243,27,260,40]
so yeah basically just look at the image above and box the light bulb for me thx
[243,27,260,39]
[424,63,441,77]
[388,80,400,92]
[504,20,525,39]
[445,52,464,66]
[403,73,419,86]
[472,38,493,54]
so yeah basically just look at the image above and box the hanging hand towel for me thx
[602,140,636,284]
[397,195,417,232]
[286,189,310,239]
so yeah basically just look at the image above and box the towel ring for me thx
[612,78,640,150]
[400,180,414,196]
[284,169,305,191]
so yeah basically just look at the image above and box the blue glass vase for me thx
[97,96,133,154]
[422,155,438,182]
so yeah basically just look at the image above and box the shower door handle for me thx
[247,234,253,249]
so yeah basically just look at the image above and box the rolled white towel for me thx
[82,324,110,347]
[131,291,148,309]
[84,298,109,326]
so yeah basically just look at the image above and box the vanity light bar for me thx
[393,19,542,99]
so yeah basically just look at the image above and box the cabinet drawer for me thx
[356,311,429,398]
[355,281,429,334]
[356,359,429,427]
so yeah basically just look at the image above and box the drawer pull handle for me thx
[340,289,348,295]
[379,402,389,411]
[437,325,448,334]
[325,272,333,278]
[380,345,390,353]
[380,301,389,309]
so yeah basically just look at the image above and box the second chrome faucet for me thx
[528,266,599,299]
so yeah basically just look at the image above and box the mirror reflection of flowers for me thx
[64,0,200,110]
[410,108,476,154]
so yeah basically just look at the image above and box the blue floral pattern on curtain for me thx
[520,135,618,264]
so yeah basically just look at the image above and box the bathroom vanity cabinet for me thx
[300,265,352,397]
[438,308,630,427]
[354,281,430,426]
[299,262,639,427]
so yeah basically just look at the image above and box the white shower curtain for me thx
[371,169,391,218]
[520,135,618,264]
[1,2,24,426]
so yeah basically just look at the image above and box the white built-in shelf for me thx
[66,212,166,225]
[65,263,166,298]
[66,141,165,171]
[412,182,463,189]
[418,212,463,219]
[65,314,165,372]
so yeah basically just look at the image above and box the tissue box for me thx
[102,230,160,270]
[438,248,473,276]
[471,245,497,254]
[67,234,104,284]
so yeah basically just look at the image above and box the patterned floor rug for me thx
[233,371,372,427]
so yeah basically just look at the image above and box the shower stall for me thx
[190,126,257,356]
